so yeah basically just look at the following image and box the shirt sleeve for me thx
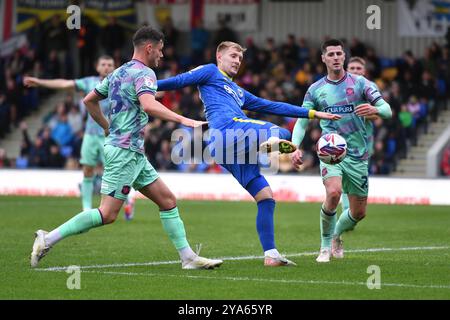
[135,68,158,97]
[157,64,213,91]
[302,87,317,110]
[74,77,88,93]
[242,90,309,118]
[362,78,382,105]
[94,76,109,99]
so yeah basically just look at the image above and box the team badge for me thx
[321,167,328,177]
[121,185,131,195]
[346,88,354,96]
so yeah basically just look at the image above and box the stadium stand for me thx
[0,20,449,177]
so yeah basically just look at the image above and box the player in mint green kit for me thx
[23,57,136,219]
[30,26,223,270]
[341,56,378,213]
[291,39,392,262]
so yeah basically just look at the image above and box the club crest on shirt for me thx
[346,87,354,96]
[143,76,155,88]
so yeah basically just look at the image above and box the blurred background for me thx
[0,0,449,180]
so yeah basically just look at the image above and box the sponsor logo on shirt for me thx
[323,104,354,114]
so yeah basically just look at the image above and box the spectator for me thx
[0,148,11,168]
[161,17,179,48]
[441,146,450,176]
[191,18,210,65]
[47,145,66,168]
[213,17,238,47]
[100,16,124,56]
[51,113,73,147]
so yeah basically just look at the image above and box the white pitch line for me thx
[59,270,450,290]
[34,245,450,272]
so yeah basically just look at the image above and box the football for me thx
[316,133,347,164]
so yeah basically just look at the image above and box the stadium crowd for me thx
[0,17,449,176]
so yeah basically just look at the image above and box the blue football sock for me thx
[256,198,276,251]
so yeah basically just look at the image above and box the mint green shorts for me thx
[80,134,105,167]
[319,156,369,197]
[101,144,159,200]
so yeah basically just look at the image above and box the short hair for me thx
[132,26,164,47]
[216,41,247,55]
[321,39,345,53]
[97,55,114,63]
[348,56,366,66]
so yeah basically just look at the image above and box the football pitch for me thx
[1,196,449,300]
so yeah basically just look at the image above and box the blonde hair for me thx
[348,56,366,66]
[216,41,247,55]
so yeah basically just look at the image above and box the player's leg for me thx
[81,165,95,210]
[316,162,343,262]
[30,144,134,267]
[123,188,136,221]
[256,121,297,154]
[30,195,123,268]
[79,134,100,210]
[134,158,222,270]
[341,193,350,212]
[333,158,369,258]
[221,161,295,266]
[253,183,296,267]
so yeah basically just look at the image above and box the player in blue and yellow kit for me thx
[157,41,340,266]
[291,39,392,262]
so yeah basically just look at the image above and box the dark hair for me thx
[321,39,345,53]
[132,26,164,47]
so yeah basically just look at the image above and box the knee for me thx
[83,166,95,177]
[352,209,366,220]
[327,188,342,203]
[160,193,177,211]
[98,206,119,224]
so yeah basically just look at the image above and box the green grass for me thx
[0,196,449,299]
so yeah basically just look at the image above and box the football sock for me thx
[320,205,337,249]
[334,209,358,236]
[264,248,281,258]
[256,198,276,252]
[46,209,103,246]
[81,177,94,210]
[159,207,190,252]
[341,193,350,212]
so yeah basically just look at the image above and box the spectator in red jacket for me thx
[441,146,450,176]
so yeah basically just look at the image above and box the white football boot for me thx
[182,256,223,270]
[331,235,344,259]
[264,255,297,267]
[30,230,52,268]
[316,248,331,263]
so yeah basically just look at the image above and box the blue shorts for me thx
[209,118,291,189]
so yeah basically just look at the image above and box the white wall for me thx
[1,169,449,206]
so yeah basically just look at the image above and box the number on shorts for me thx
[361,175,368,190]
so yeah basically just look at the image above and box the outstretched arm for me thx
[139,94,205,128]
[157,64,212,91]
[23,77,75,90]
[242,90,341,120]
